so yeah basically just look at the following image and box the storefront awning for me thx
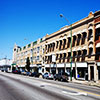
[76,62,87,67]
[96,24,100,29]
[96,43,100,48]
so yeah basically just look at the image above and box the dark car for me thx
[54,72,69,82]
[29,72,40,77]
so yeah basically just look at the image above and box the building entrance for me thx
[98,69,100,80]
[90,66,94,80]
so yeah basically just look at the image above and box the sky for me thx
[0,0,100,59]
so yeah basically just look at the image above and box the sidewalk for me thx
[71,79,100,88]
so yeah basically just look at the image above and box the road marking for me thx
[54,85,100,97]
[62,91,87,96]
[1,73,100,97]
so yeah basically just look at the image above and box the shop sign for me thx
[66,63,75,68]
[45,64,50,68]
[76,62,87,67]
[30,64,37,67]
[57,63,64,68]
[51,64,56,68]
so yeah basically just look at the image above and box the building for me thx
[13,10,100,82]
[12,37,45,74]
[44,11,100,82]
[0,58,12,71]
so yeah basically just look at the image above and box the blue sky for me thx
[0,0,99,59]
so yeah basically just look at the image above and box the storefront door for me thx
[90,66,94,80]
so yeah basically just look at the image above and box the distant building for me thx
[12,37,45,74]
[0,58,12,71]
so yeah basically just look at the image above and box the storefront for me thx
[57,63,65,73]
[76,62,88,80]
[97,62,100,80]
[65,63,76,78]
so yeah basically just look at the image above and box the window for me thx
[37,56,39,60]
[95,28,100,41]
[88,29,93,41]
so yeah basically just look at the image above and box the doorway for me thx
[90,66,94,80]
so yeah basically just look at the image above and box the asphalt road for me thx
[0,72,100,100]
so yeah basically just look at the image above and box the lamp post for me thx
[60,14,72,81]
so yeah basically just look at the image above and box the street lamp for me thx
[60,14,73,81]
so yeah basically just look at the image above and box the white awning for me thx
[88,26,93,30]
[72,32,77,36]
[96,24,100,29]
[20,65,25,67]
[96,43,100,48]
[65,63,75,68]
[45,64,50,68]
[57,63,64,68]
[76,62,87,68]
[81,29,87,33]
[89,44,93,48]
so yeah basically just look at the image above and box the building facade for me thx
[13,11,100,82]
[13,37,45,74]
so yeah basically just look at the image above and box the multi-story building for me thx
[13,10,100,82]
[44,11,100,82]
[13,37,45,73]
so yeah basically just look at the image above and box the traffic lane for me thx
[31,77,100,95]
[0,76,31,100]
[1,72,100,98]
[1,73,100,100]
[0,74,74,100]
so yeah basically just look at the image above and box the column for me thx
[94,64,98,82]
[75,64,78,79]
[88,65,90,81]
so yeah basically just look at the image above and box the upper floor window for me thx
[95,28,100,41]
[88,29,93,41]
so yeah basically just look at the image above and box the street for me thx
[0,72,100,100]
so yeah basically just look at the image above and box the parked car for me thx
[29,72,40,77]
[21,70,26,75]
[26,71,31,76]
[42,72,53,79]
[53,72,69,82]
